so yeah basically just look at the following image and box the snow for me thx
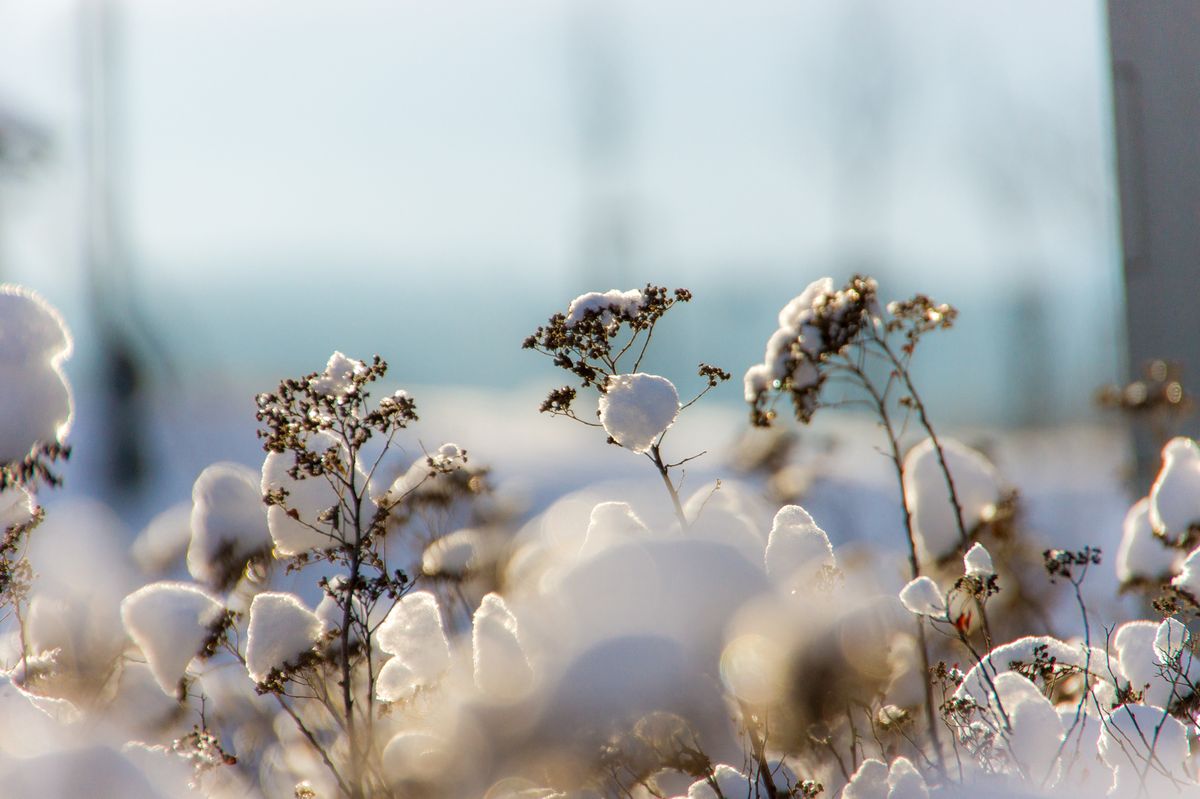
[472,592,532,700]
[132,502,193,575]
[1149,437,1200,540]
[904,437,1001,563]
[0,486,35,529]
[262,432,348,555]
[1154,616,1190,664]
[564,289,644,326]
[308,351,366,398]
[376,442,467,505]
[954,636,1108,706]
[991,672,1064,783]
[763,504,836,590]
[579,501,649,558]
[0,285,73,464]
[1172,546,1200,597]
[963,542,994,577]
[885,757,928,799]
[898,577,946,617]
[777,277,834,329]
[744,277,833,403]
[1115,619,1199,707]
[421,528,483,577]
[1098,703,1191,795]
[244,592,324,684]
[843,758,889,799]
[598,373,680,453]
[187,462,272,586]
[1116,496,1180,584]
[375,591,450,701]
[120,581,224,695]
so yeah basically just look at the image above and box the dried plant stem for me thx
[649,444,689,530]
[843,360,946,776]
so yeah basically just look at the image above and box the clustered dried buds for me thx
[0,441,70,491]
[256,355,417,478]
[1042,546,1101,583]
[523,285,693,409]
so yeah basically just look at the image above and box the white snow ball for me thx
[0,286,73,464]
[598,373,680,454]
[309,351,366,398]
[963,542,994,577]
[262,432,346,556]
[898,577,946,618]
[1150,436,1200,540]
[120,581,224,695]
[564,288,644,326]
[1117,496,1181,584]
[472,592,532,700]
[245,592,323,684]
[904,437,1001,563]
[764,504,836,588]
[187,462,271,587]
[376,591,450,687]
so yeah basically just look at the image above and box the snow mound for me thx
[245,592,323,684]
[1150,437,1200,542]
[1099,703,1190,795]
[1114,619,1200,707]
[132,502,193,575]
[375,591,450,701]
[564,289,644,326]
[187,462,271,587]
[1116,497,1180,584]
[262,431,348,555]
[764,504,835,589]
[0,285,73,463]
[120,582,224,695]
[309,351,366,398]
[599,373,679,453]
[472,593,532,700]
[579,501,649,558]
[904,437,1001,563]
[841,756,928,799]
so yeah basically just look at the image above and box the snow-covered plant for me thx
[524,284,730,527]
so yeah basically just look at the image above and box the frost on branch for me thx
[187,462,272,589]
[245,592,324,687]
[0,285,73,489]
[1150,436,1200,545]
[375,591,450,702]
[904,437,1001,563]
[598,373,680,453]
[120,581,226,696]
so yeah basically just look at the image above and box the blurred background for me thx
[0,0,1132,525]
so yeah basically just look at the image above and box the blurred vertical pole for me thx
[1107,1,1200,484]
[568,3,635,291]
[81,0,147,496]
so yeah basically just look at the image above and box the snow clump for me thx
[1116,496,1180,585]
[742,277,832,409]
[904,437,1001,563]
[472,592,532,700]
[565,289,644,327]
[763,504,836,590]
[375,591,451,702]
[120,581,224,695]
[599,373,680,453]
[262,431,351,555]
[842,756,928,799]
[188,462,272,587]
[0,285,73,463]
[963,542,994,577]
[1150,436,1200,542]
[308,351,366,399]
[898,577,946,618]
[245,592,324,684]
